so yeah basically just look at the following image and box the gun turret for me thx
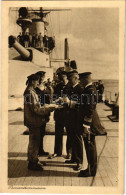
[9,36,32,61]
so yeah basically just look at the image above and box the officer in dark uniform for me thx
[35,71,53,156]
[49,70,72,159]
[78,72,100,177]
[64,70,83,170]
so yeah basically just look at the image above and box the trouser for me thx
[28,127,40,163]
[39,123,46,153]
[39,40,43,48]
[24,41,29,48]
[33,40,36,48]
[29,41,32,47]
[70,127,83,164]
[83,135,97,175]
[54,121,72,155]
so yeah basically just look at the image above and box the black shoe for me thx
[48,153,61,159]
[39,151,49,156]
[74,163,82,171]
[65,159,76,164]
[66,153,71,159]
[40,161,46,166]
[23,129,29,135]
[78,169,96,177]
[28,162,43,171]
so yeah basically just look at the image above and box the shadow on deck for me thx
[8,103,119,186]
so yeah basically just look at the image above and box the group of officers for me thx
[24,61,106,177]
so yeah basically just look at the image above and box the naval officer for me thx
[78,72,98,177]
[49,69,72,159]
[64,70,83,171]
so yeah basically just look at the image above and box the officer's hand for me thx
[63,96,70,105]
[54,97,64,105]
[55,105,64,109]
[45,104,56,112]
[83,126,90,135]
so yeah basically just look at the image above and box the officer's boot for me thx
[28,161,43,171]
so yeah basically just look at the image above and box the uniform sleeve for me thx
[29,91,50,116]
[83,88,96,127]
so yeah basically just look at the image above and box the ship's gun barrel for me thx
[9,35,32,61]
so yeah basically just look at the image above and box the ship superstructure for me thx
[8,7,70,108]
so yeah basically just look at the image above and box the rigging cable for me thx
[48,13,60,63]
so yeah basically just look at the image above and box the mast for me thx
[64,38,69,67]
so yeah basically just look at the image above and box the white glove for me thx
[83,124,90,135]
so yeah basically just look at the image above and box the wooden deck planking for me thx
[8,137,28,186]
[94,137,113,186]
[97,157,112,186]
[38,158,52,186]
[106,157,118,177]
[47,158,57,186]
[55,157,64,186]
[85,177,93,186]
[30,170,44,186]
[8,103,119,187]
[100,157,118,186]
[71,172,80,186]
[14,159,29,186]
[79,177,88,186]
[8,134,28,178]
[63,160,72,186]
[8,137,27,176]
[93,168,104,186]
[107,137,118,157]
[102,121,118,131]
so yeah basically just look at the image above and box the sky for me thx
[47,8,119,80]
[9,7,119,80]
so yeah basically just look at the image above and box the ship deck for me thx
[8,103,118,187]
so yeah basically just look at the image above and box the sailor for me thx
[35,34,39,47]
[24,74,55,170]
[24,32,29,48]
[17,32,22,44]
[38,33,43,49]
[32,33,36,48]
[35,71,53,156]
[49,69,72,159]
[29,33,32,47]
[64,70,83,171]
[97,80,104,102]
[78,72,98,177]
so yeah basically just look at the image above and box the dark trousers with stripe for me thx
[70,127,83,164]
[83,135,97,175]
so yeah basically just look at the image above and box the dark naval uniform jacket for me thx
[80,83,98,175]
[64,83,83,164]
[80,83,105,136]
[53,82,68,122]
[64,83,83,128]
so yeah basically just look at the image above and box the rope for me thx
[90,135,108,186]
